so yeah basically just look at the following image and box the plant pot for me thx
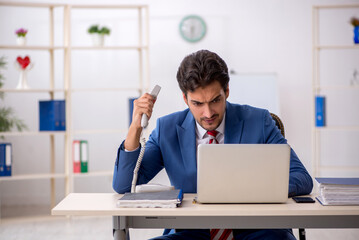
[16,36,26,46]
[354,26,359,44]
[91,34,104,46]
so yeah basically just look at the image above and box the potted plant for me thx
[0,56,27,137]
[15,28,28,46]
[87,25,111,46]
[350,17,359,44]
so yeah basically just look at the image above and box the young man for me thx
[113,50,313,240]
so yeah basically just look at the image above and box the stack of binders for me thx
[316,178,359,205]
[72,140,88,173]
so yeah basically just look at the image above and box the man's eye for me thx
[212,98,221,103]
[193,102,203,106]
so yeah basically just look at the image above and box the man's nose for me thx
[203,104,214,118]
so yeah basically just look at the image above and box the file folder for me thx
[315,96,326,127]
[0,143,12,177]
[80,140,88,173]
[128,97,136,126]
[39,100,66,131]
[73,140,81,173]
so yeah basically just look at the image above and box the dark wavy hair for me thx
[176,50,229,96]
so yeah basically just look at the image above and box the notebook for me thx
[117,189,183,208]
[196,144,290,203]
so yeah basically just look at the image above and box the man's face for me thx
[183,81,229,131]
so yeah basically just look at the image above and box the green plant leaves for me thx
[88,25,110,35]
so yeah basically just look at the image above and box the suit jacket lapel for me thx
[176,110,197,171]
[224,102,244,144]
[175,102,243,169]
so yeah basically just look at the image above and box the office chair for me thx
[270,113,306,240]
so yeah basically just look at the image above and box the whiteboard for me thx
[227,73,280,115]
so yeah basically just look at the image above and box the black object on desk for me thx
[292,197,315,203]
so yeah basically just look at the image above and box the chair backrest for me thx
[269,113,307,240]
[270,112,285,138]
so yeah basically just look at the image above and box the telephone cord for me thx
[131,137,146,193]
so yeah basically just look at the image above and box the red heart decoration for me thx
[16,56,31,69]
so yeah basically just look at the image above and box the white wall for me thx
[2,0,359,239]
[1,0,359,213]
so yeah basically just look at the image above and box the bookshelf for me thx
[0,2,149,218]
[312,5,359,177]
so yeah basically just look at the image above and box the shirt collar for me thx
[195,113,226,139]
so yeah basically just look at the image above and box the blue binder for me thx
[0,143,12,177]
[316,178,359,186]
[39,100,66,131]
[128,97,137,126]
[315,96,326,127]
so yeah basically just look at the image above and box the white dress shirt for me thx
[195,114,226,147]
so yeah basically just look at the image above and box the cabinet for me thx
[312,4,359,177]
[0,2,149,218]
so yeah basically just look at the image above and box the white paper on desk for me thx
[317,196,359,206]
[317,179,359,205]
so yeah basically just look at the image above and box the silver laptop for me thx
[197,144,290,203]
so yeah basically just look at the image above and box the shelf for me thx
[71,4,147,9]
[0,45,65,50]
[0,88,66,93]
[0,173,66,181]
[313,5,359,178]
[71,87,140,92]
[0,131,66,136]
[73,171,112,178]
[70,46,148,50]
[0,88,140,93]
[313,85,359,90]
[315,126,359,131]
[73,129,128,135]
[0,2,149,219]
[0,2,65,8]
[318,165,359,172]
[313,4,359,9]
[315,45,359,50]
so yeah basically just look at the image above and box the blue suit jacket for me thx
[113,102,313,196]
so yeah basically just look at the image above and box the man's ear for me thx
[182,92,188,106]
[225,86,229,99]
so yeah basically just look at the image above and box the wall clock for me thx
[179,15,207,43]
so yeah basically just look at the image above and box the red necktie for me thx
[207,131,234,240]
[210,229,234,240]
[207,130,219,144]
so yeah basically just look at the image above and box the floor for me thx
[0,215,165,240]
[0,206,359,240]
[0,205,163,240]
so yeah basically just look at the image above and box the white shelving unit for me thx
[312,4,359,177]
[65,4,149,195]
[0,2,149,218]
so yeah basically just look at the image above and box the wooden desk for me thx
[52,193,359,240]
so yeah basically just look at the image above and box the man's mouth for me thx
[203,116,217,124]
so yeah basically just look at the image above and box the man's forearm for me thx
[113,142,141,193]
[124,124,142,151]
[289,171,313,197]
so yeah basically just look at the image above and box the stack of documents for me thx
[316,178,359,206]
[117,189,183,208]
